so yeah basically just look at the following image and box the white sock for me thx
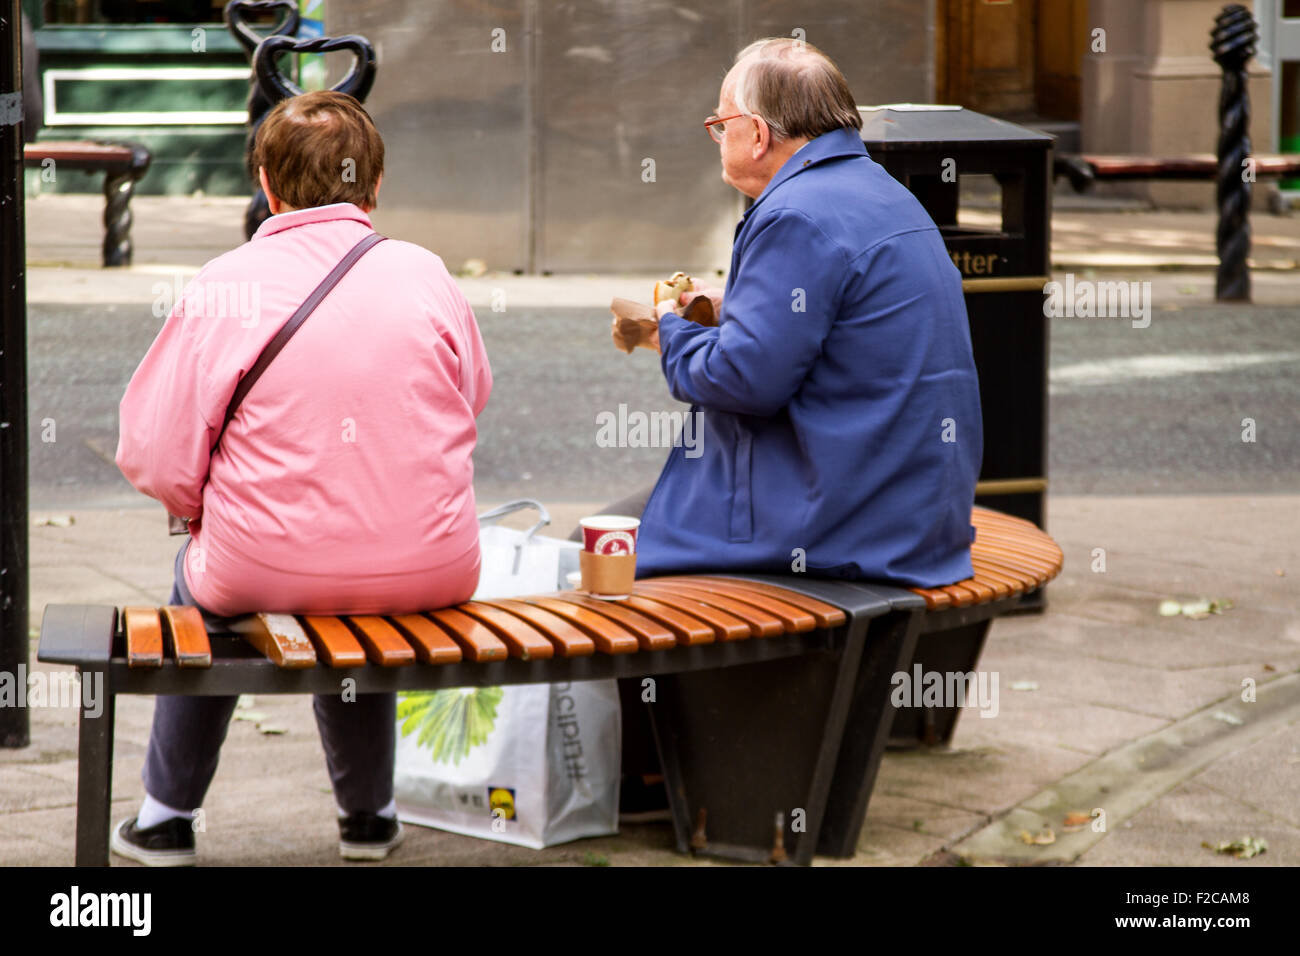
[338,799,397,820]
[137,793,190,830]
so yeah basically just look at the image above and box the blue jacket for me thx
[636,126,983,587]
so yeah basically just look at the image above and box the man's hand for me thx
[680,284,723,314]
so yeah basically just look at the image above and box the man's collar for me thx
[745,126,867,218]
[252,202,373,240]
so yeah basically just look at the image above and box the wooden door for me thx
[936,0,1036,115]
[1035,0,1089,118]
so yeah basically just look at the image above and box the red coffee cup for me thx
[579,515,640,555]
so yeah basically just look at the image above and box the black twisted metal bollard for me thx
[101,143,151,267]
[1210,4,1258,303]
[224,1,301,240]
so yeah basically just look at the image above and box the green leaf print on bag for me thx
[397,687,504,765]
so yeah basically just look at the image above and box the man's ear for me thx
[750,115,771,161]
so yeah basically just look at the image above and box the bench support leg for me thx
[75,672,115,867]
[648,621,869,865]
[101,172,136,267]
[887,619,993,749]
[817,610,923,858]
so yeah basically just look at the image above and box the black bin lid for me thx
[859,105,1054,152]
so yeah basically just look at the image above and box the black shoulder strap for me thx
[212,232,386,453]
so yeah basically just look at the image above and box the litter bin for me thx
[861,106,1053,600]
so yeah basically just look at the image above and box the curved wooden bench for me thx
[38,506,1062,866]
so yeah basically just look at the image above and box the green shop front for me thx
[24,1,324,195]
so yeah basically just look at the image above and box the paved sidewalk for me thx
[2,494,1297,867]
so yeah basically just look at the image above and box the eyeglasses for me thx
[704,113,748,143]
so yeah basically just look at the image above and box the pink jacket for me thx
[117,203,491,616]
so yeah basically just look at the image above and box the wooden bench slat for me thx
[426,608,509,662]
[936,583,978,608]
[628,589,753,641]
[230,613,318,669]
[971,548,1049,587]
[23,142,139,167]
[459,602,556,661]
[971,543,1056,580]
[549,595,678,651]
[621,595,716,645]
[685,576,848,628]
[971,512,1063,553]
[908,587,952,611]
[300,616,368,668]
[973,527,1062,562]
[474,599,596,657]
[953,576,997,603]
[388,613,464,664]
[160,606,211,668]
[970,555,1037,590]
[635,581,784,637]
[346,616,417,666]
[123,607,163,669]
[654,578,819,632]
[965,562,1022,598]
[523,598,641,654]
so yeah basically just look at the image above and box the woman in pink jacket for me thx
[112,91,492,866]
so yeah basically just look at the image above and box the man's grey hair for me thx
[730,38,863,142]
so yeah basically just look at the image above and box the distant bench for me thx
[1055,153,1300,194]
[23,141,151,267]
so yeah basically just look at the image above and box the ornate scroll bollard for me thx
[224,0,301,240]
[1210,4,1258,303]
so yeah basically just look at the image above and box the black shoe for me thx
[339,811,404,861]
[619,774,671,824]
[110,816,197,867]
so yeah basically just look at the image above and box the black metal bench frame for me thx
[39,572,1030,867]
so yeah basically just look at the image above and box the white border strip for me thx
[44,67,251,127]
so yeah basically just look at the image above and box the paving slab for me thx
[949,673,1300,864]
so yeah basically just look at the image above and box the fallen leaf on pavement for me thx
[1158,597,1234,620]
[1211,711,1244,726]
[1063,811,1092,829]
[1202,836,1267,859]
[1010,680,1039,691]
[257,724,288,735]
[1020,826,1056,846]
[34,515,74,527]
[234,710,268,722]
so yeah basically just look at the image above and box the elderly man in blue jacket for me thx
[618,37,983,589]
[605,38,983,820]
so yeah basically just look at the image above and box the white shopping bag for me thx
[394,500,621,848]
[473,499,582,598]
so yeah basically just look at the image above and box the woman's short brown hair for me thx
[252,90,385,211]
[731,38,862,142]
